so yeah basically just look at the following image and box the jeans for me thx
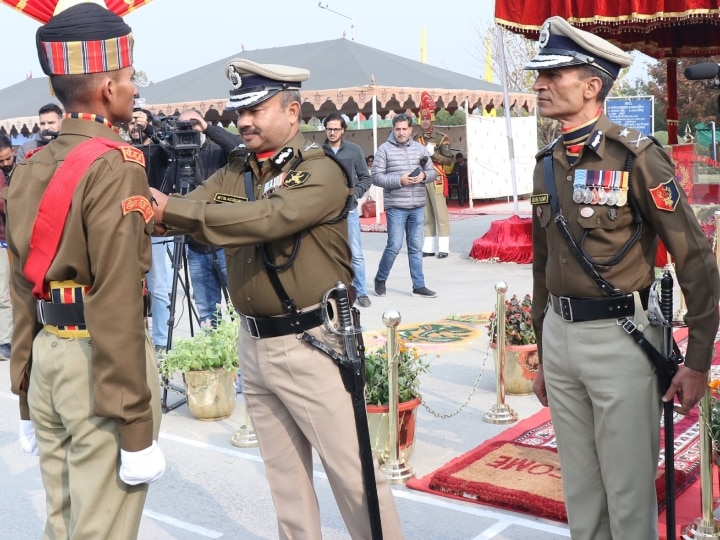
[187,247,228,327]
[346,209,367,296]
[147,237,172,348]
[375,206,425,289]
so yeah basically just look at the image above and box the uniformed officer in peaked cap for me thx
[149,59,405,538]
[7,1,165,537]
[526,15,720,540]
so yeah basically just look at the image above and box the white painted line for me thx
[142,509,223,538]
[159,433,264,463]
[391,489,571,536]
[472,520,511,539]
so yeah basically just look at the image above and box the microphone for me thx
[410,156,429,178]
[684,62,720,80]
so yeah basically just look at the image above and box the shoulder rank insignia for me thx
[118,146,145,167]
[649,178,681,212]
[531,194,549,205]
[121,196,153,223]
[214,193,247,203]
[273,147,294,167]
[284,171,310,187]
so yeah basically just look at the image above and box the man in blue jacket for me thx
[371,113,437,298]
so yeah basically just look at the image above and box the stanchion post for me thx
[379,309,414,483]
[231,403,258,448]
[682,388,720,538]
[484,281,518,425]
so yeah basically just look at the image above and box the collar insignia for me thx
[273,147,294,167]
[589,130,603,151]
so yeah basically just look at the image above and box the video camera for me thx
[152,116,202,154]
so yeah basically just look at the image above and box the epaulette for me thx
[605,126,654,156]
[228,145,250,166]
[117,145,145,167]
[23,145,46,161]
[535,136,560,160]
[297,142,326,161]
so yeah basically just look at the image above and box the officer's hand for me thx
[663,365,708,416]
[533,365,548,407]
[149,188,168,227]
[19,419,39,456]
[119,441,166,485]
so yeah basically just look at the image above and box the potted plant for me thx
[159,305,240,420]
[486,293,539,395]
[364,338,430,464]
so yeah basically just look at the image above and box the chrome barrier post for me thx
[682,389,720,539]
[484,281,518,424]
[379,309,414,483]
[231,402,258,448]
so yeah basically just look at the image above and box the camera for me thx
[154,117,202,153]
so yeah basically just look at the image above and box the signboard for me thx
[605,96,654,135]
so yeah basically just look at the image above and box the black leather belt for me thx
[550,288,649,323]
[239,307,324,339]
[37,300,85,326]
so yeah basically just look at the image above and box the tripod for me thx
[159,234,201,412]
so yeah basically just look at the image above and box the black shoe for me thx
[422,252,435,257]
[437,252,449,259]
[412,287,437,298]
[357,295,372,308]
[374,279,386,297]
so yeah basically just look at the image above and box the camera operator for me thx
[173,108,242,328]
[129,107,173,355]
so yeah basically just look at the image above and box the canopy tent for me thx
[135,39,535,125]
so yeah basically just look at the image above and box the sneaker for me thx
[437,252,449,259]
[357,295,372,308]
[374,279,386,297]
[0,343,10,361]
[412,287,437,298]
[422,252,435,257]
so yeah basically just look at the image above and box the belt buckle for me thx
[36,299,47,325]
[244,315,261,339]
[558,296,574,322]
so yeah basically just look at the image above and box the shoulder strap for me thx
[542,151,622,297]
[24,137,129,298]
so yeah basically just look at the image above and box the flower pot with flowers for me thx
[486,293,539,395]
[364,338,430,465]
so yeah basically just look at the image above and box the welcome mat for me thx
[410,407,701,523]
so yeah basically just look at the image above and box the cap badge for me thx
[228,64,242,90]
[539,22,551,48]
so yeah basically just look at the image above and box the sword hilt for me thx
[660,271,673,325]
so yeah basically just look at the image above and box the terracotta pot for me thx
[366,397,421,465]
[490,342,539,395]
[183,368,237,421]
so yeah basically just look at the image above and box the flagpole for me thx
[495,23,519,216]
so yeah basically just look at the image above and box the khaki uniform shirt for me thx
[531,114,720,370]
[6,118,156,451]
[163,132,353,316]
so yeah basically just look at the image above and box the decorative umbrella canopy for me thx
[495,0,720,143]
[1,0,152,23]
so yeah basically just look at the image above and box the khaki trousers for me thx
[29,329,161,540]
[0,246,12,344]
[542,298,661,540]
[240,323,405,540]
[423,182,450,242]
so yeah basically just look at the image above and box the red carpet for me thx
[408,328,718,538]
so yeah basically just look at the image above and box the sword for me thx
[660,271,680,540]
[302,282,383,539]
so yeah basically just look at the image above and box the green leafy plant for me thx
[159,305,240,378]
[364,339,430,406]
[487,294,536,346]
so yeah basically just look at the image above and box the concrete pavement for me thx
[0,206,573,539]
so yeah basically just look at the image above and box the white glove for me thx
[119,441,166,485]
[19,420,39,456]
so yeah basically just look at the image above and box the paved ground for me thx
[0,201,576,539]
